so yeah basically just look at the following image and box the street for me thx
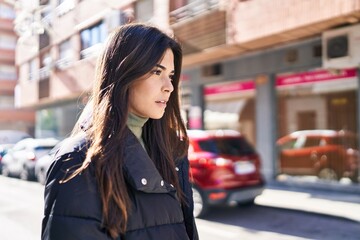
[0,176,43,240]
[1,175,359,240]
[197,205,360,240]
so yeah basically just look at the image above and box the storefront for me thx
[184,67,359,184]
[276,68,359,183]
[181,35,359,185]
[203,80,256,145]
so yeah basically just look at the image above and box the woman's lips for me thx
[155,100,167,107]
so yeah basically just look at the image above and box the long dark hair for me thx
[70,23,188,238]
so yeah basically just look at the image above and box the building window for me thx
[29,59,37,81]
[55,38,73,69]
[40,0,50,5]
[39,52,51,79]
[313,44,322,58]
[80,21,106,59]
[202,63,222,77]
[0,3,15,19]
[59,38,72,60]
[56,0,75,16]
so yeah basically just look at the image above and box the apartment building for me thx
[15,0,360,183]
[0,0,34,135]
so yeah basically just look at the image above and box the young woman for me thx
[42,23,199,240]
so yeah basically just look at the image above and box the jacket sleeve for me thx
[177,157,199,240]
[41,151,116,240]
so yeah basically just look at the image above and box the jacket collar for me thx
[122,129,175,194]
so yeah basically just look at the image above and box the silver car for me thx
[1,138,59,180]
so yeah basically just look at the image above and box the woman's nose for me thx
[162,77,174,93]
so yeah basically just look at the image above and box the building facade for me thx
[0,0,34,136]
[15,0,360,185]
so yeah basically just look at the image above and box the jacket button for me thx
[161,180,164,186]
[141,178,147,185]
[175,167,179,171]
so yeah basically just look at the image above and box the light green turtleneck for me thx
[127,113,149,149]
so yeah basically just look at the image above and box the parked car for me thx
[277,130,359,182]
[0,144,13,173]
[1,138,59,180]
[187,129,265,218]
[34,142,61,184]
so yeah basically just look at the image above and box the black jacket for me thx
[41,131,199,240]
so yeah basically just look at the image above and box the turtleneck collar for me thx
[127,113,149,143]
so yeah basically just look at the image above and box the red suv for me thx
[187,130,264,217]
[277,130,359,182]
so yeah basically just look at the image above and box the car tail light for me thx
[199,157,233,167]
[209,192,227,200]
[27,152,36,161]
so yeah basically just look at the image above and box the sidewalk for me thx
[255,180,360,223]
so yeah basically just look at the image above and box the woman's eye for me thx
[152,69,162,75]
[169,75,175,81]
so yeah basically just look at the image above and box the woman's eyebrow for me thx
[156,64,174,73]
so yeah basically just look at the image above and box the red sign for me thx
[204,81,255,95]
[276,68,357,86]
[203,68,357,96]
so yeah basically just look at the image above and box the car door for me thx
[3,140,27,175]
[279,135,320,176]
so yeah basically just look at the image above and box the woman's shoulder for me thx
[43,133,103,229]
[55,132,89,158]
[46,132,90,184]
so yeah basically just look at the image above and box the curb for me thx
[267,179,360,195]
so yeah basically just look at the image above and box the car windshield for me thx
[35,146,56,151]
[198,137,256,155]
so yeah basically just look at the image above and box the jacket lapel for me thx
[123,130,174,194]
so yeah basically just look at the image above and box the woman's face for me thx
[129,48,175,119]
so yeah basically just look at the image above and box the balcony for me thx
[170,0,226,55]
[17,56,96,108]
[180,0,360,67]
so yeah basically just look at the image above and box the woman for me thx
[42,23,199,240]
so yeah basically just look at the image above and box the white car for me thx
[1,138,59,181]
[34,144,60,184]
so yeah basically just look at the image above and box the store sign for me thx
[203,68,357,96]
[204,80,255,95]
[276,68,357,86]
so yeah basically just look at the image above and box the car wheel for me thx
[19,167,30,181]
[1,164,10,177]
[192,187,208,218]
[318,168,338,181]
[37,168,47,185]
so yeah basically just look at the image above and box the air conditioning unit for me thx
[322,24,360,69]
